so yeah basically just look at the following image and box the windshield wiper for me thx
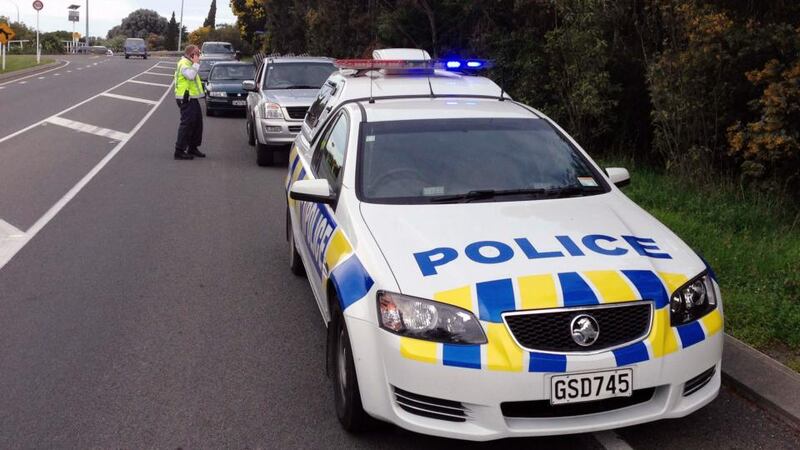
[429,188,546,203]
[541,185,604,198]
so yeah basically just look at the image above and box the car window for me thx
[203,43,233,53]
[210,65,255,81]
[312,113,349,192]
[263,62,336,90]
[358,118,608,204]
[303,81,338,139]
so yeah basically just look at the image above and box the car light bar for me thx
[335,58,492,72]
[335,59,433,70]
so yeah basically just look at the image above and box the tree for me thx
[203,0,217,29]
[165,12,179,51]
[230,0,267,48]
[107,9,168,40]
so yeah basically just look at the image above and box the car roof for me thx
[210,61,252,66]
[355,97,537,123]
[266,56,334,64]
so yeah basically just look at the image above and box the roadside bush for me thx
[728,48,800,199]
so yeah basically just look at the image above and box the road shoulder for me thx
[723,333,800,430]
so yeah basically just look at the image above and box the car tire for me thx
[246,119,255,146]
[256,142,274,167]
[329,301,374,432]
[287,210,305,276]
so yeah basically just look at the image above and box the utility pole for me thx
[7,0,20,23]
[177,0,184,51]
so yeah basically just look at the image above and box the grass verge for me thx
[0,55,55,74]
[611,162,800,371]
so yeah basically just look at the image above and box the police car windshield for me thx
[358,118,607,204]
[264,62,336,90]
[210,65,255,81]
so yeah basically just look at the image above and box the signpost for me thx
[0,22,16,71]
[32,0,43,64]
[68,5,80,53]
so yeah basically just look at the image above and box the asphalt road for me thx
[0,56,798,448]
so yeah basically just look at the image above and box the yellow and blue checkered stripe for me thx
[400,269,723,372]
[287,146,373,311]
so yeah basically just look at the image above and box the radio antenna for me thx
[369,60,375,104]
[425,49,435,98]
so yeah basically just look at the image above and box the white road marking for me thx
[144,71,173,77]
[0,86,5,90]
[101,92,159,105]
[0,62,174,270]
[37,76,45,80]
[18,81,26,84]
[93,63,98,66]
[77,68,82,70]
[0,219,27,266]
[0,60,70,87]
[594,430,634,450]
[0,219,25,238]
[85,65,92,68]
[128,79,171,87]
[46,116,130,141]
[67,70,72,73]
[54,73,60,76]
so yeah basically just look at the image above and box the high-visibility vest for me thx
[174,56,203,99]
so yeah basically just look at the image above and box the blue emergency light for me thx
[443,59,491,72]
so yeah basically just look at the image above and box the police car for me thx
[285,48,722,440]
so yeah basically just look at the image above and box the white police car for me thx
[285,49,723,440]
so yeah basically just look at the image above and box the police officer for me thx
[174,45,205,160]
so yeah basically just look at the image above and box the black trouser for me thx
[175,98,203,153]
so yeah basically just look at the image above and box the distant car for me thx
[201,41,236,60]
[124,38,147,59]
[204,62,256,116]
[89,46,108,55]
[243,56,337,166]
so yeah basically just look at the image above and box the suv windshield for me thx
[210,64,255,81]
[264,62,336,90]
[358,118,607,204]
[203,43,233,54]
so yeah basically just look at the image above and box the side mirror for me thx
[606,167,631,188]
[242,80,256,91]
[290,179,337,206]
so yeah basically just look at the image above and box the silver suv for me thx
[243,56,336,166]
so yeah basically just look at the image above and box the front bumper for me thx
[347,316,723,441]
[206,96,248,111]
[256,118,302,145]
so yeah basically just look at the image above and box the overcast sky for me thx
[1,0,237,37]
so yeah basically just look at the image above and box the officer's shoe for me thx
[174,150,194,160]
[188,147,206,158]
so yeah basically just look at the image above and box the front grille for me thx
[504,302,652,353]
[285,106,308,119]
[288,125,301,133]
[502,387,655,418]
[683,366,716,396]
[226,92,245,98]
[394,387,468,422]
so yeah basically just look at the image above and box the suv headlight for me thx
[208,91,227,97]
[259,102,284,119]
[670,273,718,326]
[377,291,487,344]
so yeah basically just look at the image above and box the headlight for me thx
[377,291,487,344]
[259,102,284,119]
[208,91,227,97]
[670,273,718,326]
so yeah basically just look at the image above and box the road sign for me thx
[0,23,15,45]
[69,10,79,22]
[33,1,44,11]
